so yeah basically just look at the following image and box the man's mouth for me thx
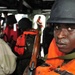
[56,42,66,48]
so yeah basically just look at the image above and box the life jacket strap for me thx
[41,52,75,60]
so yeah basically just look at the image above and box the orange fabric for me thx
[14,34,25,55]
[60,59,75,75]
[14,30,38,55]
[35,39,64,75]
[36,18,43,28]
[35,66,52,75]
[49,71,60,75]
[35,38,75,75]
[36,67,60,75]
[46,38,65,69]
[3,25,18,42]
[10,29,18,41]
[3,25,10,42]
[37,18,42,24]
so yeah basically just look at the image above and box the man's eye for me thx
[55,26,59,30]
[68,27,72,31]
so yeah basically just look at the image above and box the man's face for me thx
[54,23,75,53]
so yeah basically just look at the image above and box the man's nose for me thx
[57,28,68,38]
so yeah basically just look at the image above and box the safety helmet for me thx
[18,18,32,31]
[6,15,17,25]
[48,0,75,24]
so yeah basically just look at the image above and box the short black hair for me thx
[6,15,17,25]
[3,11,8,15]
[18,18,32,31]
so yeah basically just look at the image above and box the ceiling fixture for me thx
[0,9,17,12]
[43,0,55,1]
[42,9,51,12]
[0,6,7,9]
[23,0,32,9]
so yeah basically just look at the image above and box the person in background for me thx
[35,0,75,75]
[36,16,43,57]
[0,23,17,75]
[42,19,54,55]
[0,14,4,34]
[36,16,43,31]
[14,18,34,75]
[3,15,19,50]
[2,11,8,30]
[14,17,44,75]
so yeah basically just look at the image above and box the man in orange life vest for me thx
[36,16,43,31]
[35,0,75,75]
[3,15,18,50]
[14,18,36,75]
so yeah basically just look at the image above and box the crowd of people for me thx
[0,12,51,75]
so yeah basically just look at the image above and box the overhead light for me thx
[43,0,55,1]
[3,9,17,12]
[42,9,51,12]
[23,0,32,9]
[0,6,7,9]
[0,9,17,12]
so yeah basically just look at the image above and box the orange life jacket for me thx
[45,38,65,69]
[3,25,18,42]
[36,18,43,28]
[14,29,38,55]
[35,38,75,75]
